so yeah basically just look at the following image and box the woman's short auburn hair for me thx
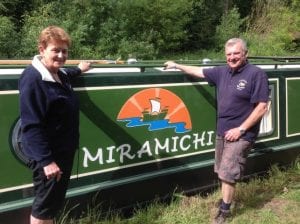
[38,26,71,48]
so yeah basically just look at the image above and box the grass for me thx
[57,160,300,224]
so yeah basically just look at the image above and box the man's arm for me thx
[239,102,268,132]
[225,102,268,141]
[164,61,205,78]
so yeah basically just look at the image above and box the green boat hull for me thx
[1,62,300,223]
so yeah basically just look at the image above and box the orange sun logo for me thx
[117,88,191,133]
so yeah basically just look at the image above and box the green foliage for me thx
[0,16,19,58]
[60,0,114,59]
[0,0,36,30]
[117,39,157,60]
[17,2,62,57]
[292,0,300,9]
[215,7,245,51]
[185,0,223,50]
[244,0,300,56]
[96,0,193,59]
[0,2,6,13]
[0,0,299,59]
[17,0,113,58]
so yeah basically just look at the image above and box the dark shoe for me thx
[212,209,230,224]
[215,199,236,209]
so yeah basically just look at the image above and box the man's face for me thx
[225,42,247,71]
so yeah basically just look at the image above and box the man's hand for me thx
[164,61,177,70]
[224,127,243,142]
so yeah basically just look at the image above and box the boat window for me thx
[258,85,274,137]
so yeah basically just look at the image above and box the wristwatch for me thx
[239,127,246,135]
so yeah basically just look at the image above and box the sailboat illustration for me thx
[142,98,168,121]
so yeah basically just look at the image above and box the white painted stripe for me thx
[0,82,207,95]
[0,67,142,75]
[74,81,208,91]
[0,183,33,193]
[85,67,141,73]
[1,64,300,76]
[257,64,300,69]
[0,69,24,75]
[0,90,19,94]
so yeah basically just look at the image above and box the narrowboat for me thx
[0,57,300,223]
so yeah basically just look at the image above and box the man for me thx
[164,38,269,223]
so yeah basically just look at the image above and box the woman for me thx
[19,26,91,224]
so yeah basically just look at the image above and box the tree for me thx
[214,7,244,51]
[2,0,299,59]
[17,2,62,57]
[244,0,300,55]
[0,16,19,58]
[184,0,223,51]
[0,0,37,31]
[96,0,193,59]
[60,0,115,58]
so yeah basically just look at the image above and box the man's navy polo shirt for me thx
[203,62,269,142]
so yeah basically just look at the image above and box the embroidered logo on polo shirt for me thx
[237,79,247,90]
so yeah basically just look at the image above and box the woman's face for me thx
[39,41,68,73]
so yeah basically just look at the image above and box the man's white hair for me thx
[225,38,248,53]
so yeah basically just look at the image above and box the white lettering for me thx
[154,138,169,154]
[206,131,214,146]
[81,131,215,167]
[106,146,116,163]
[137,141,153,158]
[170,136,179,152]
[116,144,135,163]
[82,147,103,167]
[179,135,191,151]
[192,132,206,149]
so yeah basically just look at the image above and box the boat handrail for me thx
[0,57,300,74]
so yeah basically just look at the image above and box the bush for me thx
[244,0,300,56]
[17,3,61,58]
[214,7,245,51]
[0,16,19,58]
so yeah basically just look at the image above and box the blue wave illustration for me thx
[118,117,190,133]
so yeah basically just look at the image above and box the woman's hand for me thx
[43,162,63,182]
[78,61,92,73]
